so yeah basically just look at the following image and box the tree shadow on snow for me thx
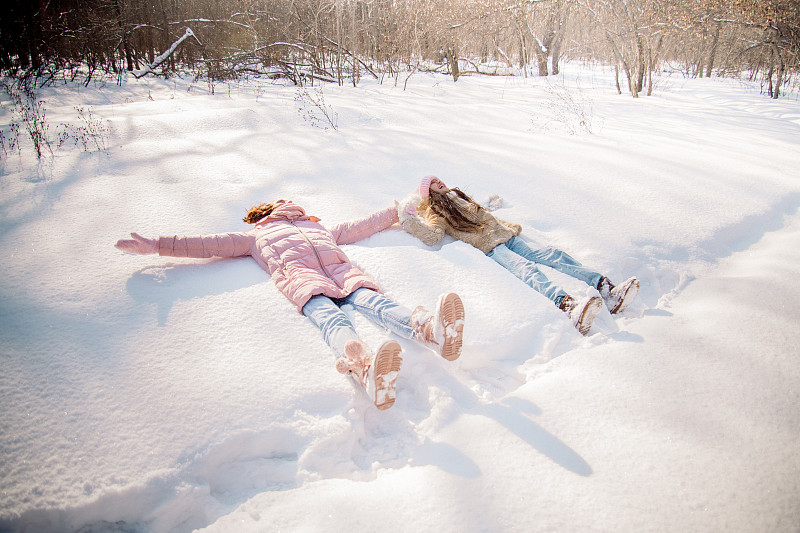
[407,394,591,477]
[401,364,593,478]
[476,397,592,476]
[411,439,482,478]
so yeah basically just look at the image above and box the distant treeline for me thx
[2,0,798,97]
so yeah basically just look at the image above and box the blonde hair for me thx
[243,200,285,224]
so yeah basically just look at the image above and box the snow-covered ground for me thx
[1,65,799,533]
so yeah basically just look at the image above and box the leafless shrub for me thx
[0,119,20,162]
[1,82,110,171]
[530,79,598,135]
[1,82,52,160]
[56,106,110,153]
[294,87,339,131]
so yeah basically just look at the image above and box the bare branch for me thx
[133,28,202,78]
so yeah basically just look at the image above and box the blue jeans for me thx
[487,236,603,308]
[301,288,416,359]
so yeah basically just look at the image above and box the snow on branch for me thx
[133,28,202,78]
[177,18,254,30]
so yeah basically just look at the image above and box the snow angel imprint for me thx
[397,176,639,335]
[116,200,465,410]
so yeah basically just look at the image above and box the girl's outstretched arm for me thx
[329,206,399,245]
[497,218,522,236]
[156,232,255,258]
[396,194,446,247]
[116,231,255,258]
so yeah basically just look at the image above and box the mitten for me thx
[498,219,522,236]
[397,192,422,224]
[486,194,504,211]
[115,232,158,255]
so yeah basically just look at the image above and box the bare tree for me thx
[0,0,797,98]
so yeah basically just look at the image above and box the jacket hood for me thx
[255,202,320,226]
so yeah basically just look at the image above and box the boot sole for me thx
[610,278,640,314]
[438,293,465,361]
[577,296,603,335]
[372,340,403,410]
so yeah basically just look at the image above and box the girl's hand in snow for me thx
[396,196,420,224]
[116,233,158,255]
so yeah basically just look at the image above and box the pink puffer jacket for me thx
[157,202,399,312]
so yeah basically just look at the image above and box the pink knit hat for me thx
[419,175,437,200]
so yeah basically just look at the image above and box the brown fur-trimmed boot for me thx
[598,276,640,314]
[560,294,603,335]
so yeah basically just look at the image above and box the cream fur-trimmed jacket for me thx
[397,192,522,254]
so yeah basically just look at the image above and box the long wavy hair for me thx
[243,200,285,224]
[427,188,484,233]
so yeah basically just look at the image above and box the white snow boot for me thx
[335,339,403,410]
[560,295,603,335]
[410,292,465,361]
[598,276,640,314]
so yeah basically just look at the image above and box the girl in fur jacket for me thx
[116,200,465,410]
[397,176,639,335]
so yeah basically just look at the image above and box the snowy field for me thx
[1,64,799,532]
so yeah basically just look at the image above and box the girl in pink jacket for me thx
[116,200,465,411]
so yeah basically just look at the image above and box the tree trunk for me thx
[607,34,635,97]
[696,24,707,77]
[627,68,638,98]
[766,46,775,97]
[447,46,460,82]
[159,0,172,72]
[705,21,721,78]
[551,44,562,75]
[335,0,343,86]
[23,4,39,70]
[534,46,548,76]
[635,36,645,94]
[550,1,571,76]
[772,41,784,99]
[648,35,662,96]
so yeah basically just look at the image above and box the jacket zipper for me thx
[291,220,343,289]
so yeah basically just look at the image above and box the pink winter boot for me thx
[335,339,403,410]
[411,292,465,361]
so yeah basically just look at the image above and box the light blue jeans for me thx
[301,288,416,359]
[487,236,603,308]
